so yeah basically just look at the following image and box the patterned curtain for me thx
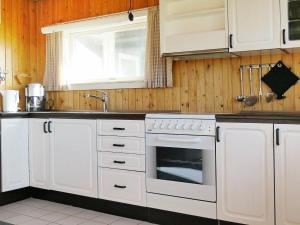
[145,7,173,88]
[43,32,68,91]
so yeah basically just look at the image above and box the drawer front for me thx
[98,168,146,206]
[97,136,145,154]
[97,120,145,137]
[98,152,145,171]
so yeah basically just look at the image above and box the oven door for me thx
[146,133,216,202]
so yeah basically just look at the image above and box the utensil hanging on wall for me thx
[265,64,274,103]
[244,66,259,106]
[235,66,245,102]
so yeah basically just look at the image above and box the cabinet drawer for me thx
[98,152,145,171]
[97,120,145,137]
[97,136,145,154]
[98,168,146,206]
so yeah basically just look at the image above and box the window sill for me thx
[67,80,147,90]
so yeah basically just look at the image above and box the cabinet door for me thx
[29,119,50,189]
[228,0,280,52]
[216,123,274,225]
[280,0,300,48]
[50,119,97,198]
[1,119,29,192]
[274,124,300,225]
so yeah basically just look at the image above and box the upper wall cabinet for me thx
[160,0,228,55]
[280,0,300,48]
[228,0,281,52]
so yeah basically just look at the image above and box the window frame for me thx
[42,10,148,90]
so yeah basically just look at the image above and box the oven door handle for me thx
[156,136,201,143]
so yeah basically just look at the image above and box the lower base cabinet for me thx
[1,119,29,192]
[275,124,300,225]
[216,122,274,225]
[98,168,146,206]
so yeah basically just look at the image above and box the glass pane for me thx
[289,21,300,40]
[156,147,215,185]
[289,0,300,20]
[67,24,147,84]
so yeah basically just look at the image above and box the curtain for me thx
[145,7,173,88]
[43,32,68,91]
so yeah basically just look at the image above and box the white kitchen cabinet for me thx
[1,119,29,192]
[228,0,281,52]
[50,119,97,198]
[274,124,300,225]
[29,119,50,189]
[280,0,300,48]
[216,122,274,225]
[160,0,228,55]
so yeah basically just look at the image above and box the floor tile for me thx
[0,210,20,221]
[58,206,83,215]
[55,216,87,225]
[111,218,142,225]
[18,218,51,225]
[2,214,33,224]
[92,212,120,224]
[138,223,158,225]
[79,221,106,225]
[39,212,69,222]
[42,204,69,213]
[74,209,101,220]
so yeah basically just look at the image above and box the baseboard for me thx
[0,187,31,206]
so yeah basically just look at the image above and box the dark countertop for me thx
[216,111,300,123]
[1,111,300,123]
[0,111,147,120]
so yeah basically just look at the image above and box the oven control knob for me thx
[160,123,167,129]
[175,123,182,130]
[199,124,206,130]
[183,123,191,130]
[153,122,160,129]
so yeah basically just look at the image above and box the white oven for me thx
[145,114,216,202]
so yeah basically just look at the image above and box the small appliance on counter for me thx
[0,90,19,112]
[25,83,45,112]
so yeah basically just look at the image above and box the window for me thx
[62,13,147,90]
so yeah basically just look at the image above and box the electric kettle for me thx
[0,90,19,112]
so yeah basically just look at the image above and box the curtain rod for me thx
[41,6,156,34]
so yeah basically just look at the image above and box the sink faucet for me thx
[85,91,109,112]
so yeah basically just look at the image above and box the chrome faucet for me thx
[85,91,109,112]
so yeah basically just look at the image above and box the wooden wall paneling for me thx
[213,58,224,113]
[282,53,294,111]
[271,53,283,111]
[121,89,129,111]
[195,60,206,112]
[171,62,181,111]
[204,59,214,113]
[293,53,300,111]
[115,89,123,111]
[0,0,5,94]
[142,89,150,111]
[179,61,189,112]
[187,60,197,113]
[250,55,262,112]
[260,52,273,111]
[230,57,241,113]
[135,89,143,111]
[221,58,233,112]
[128,89,136,111]
[164,88,173,111]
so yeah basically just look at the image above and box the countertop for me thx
[1,111,300,123]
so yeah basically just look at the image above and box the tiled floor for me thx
[0,198,156,225]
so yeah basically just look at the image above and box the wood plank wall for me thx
[0,0,37,110]
[4,0,300,113]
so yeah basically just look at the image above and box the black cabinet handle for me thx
[114,184,126,189]
[276,128,280,146]
[229,34,233,48]
[48,121,52,133]
[43,122,48,134]
[113,127,125,130]
[283,29,286,45]
[216,126,220,142]
[113,144,125,147]
[113,160,126,164]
